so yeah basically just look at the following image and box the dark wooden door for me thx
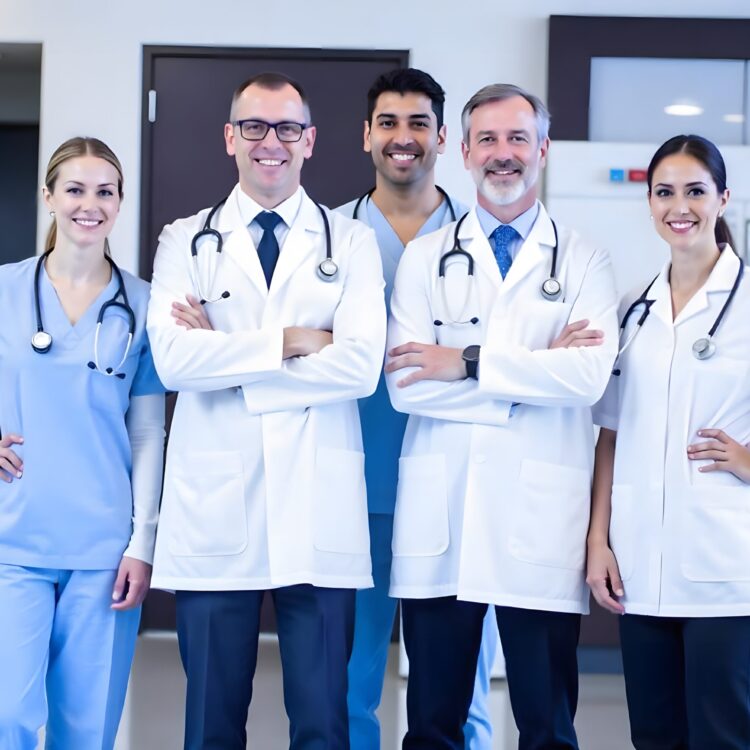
[138,46,408,631]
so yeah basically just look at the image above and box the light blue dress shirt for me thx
[475,201,540,261]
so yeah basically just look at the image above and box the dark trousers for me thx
[175,584,355,750]
[620,614,750,750]
[401,596,580,750]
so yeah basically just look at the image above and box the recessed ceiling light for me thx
[724,113,745,123]
[664,104,703,117]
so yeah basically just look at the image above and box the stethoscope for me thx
[612,251,744,376]
[32,250,135,379]
[352,184,457,224]
[192,196,337,304]
[434,214,562,327]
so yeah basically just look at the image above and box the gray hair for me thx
[461,83,550,144]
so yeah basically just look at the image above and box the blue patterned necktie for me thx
[254,211,283,288]
[490,224,519,279]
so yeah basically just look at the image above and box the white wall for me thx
[2,0,750,273]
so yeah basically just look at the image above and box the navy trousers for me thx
[620,614,750,750]
[401,596,580,750]
[175,585,355,750]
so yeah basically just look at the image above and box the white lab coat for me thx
[148,185,386,591]
[386,204,618,613]
[595,246,750,617]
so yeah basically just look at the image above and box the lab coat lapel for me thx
[214,185,268,297]
[674,247,741,327]
[647,264,674,330]
[457,209,501,286]
[268,194,320,295]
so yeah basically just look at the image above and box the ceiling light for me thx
[723,113,745,123]
[664,104,703,117]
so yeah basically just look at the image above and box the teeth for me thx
[258,159,282,166]
[74,219,100,227]
[391,154,416,161]
[669,221,694,229]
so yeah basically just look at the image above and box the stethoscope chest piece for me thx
[541,277,562,301]
[31,330,52,353]
[692,336,716,360]
[317,258,338,282]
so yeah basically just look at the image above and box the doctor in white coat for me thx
[147,72,385,750]
[588,134,750,749]
[385,84,618,750]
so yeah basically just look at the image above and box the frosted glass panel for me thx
[590,58,745,144]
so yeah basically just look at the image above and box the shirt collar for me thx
[476,201,540,240]
[235,185,304,228]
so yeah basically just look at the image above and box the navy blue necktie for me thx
[254,211,283,288]
[490,224,519,279]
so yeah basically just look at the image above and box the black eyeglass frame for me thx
[231,118,311,142]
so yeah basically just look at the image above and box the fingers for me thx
[111,565,129,605]
[0,434,24,448]
[563,319,590,334]
[697,462,724,474]
[588,577,625,615]
[563,330,604,348]
[171,298,212,330]
[0,435,24,482]
[696,428,730,444]
[385,353,423,373]
[388,342,426,358]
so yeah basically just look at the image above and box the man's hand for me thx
[385,342,465,387]
[282,327,333,359]
[586,541,625,614]
[111,556,152,611]
[172,294,213,330]
[687,428,750,483]
[550,319,603,349]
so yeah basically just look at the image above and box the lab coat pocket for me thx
[167,451,247,556]
[608,485,635,581]
[313,447,369,555]
[681,488,750,582]
[501,300,572,351]
[392,454,449,557]
[510,459,590,570]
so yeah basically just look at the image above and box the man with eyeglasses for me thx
[147,72,386,750]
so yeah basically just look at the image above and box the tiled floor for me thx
[107,632,634,750]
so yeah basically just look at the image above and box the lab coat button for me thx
[474,454,486,464]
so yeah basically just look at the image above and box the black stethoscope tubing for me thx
[433,214,562,327]
[352,185,457,224]
[612,251,745,376]
[32,250,135,378]
[192,195,336,304]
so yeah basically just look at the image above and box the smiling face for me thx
[43,155,121,250]
[648,152,729,255]
[461,95,548,220]
[364,91,446,188]
[225,82,316,208]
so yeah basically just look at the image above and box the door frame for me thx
[138,45,408,279]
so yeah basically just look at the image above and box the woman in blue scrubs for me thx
[0,137,165,749]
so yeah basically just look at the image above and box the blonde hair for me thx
[44,137,124,253]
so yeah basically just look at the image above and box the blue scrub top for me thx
[0,257,163,570]
[337,193,466,514]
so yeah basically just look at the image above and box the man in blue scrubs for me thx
[338,68,499,750]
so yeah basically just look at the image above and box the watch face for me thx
[463,345,480,361]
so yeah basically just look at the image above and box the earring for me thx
[718,212,724,218]
[49,210,55,217]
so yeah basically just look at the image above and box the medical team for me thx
[0,67,748,750]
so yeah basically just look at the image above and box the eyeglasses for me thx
[232,119,310,143]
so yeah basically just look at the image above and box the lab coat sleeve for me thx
[147,220,283,392]
[385,239,512,427]
[240,227,386,413]
[478,246,619,407]
[122,393,165,565]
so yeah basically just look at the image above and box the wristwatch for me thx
[462,345,481,380]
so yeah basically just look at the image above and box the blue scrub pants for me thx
[347,514,498,750]
[401,596,580,750]
[176,584,355,750]
[0,564,140,750]
[619,614,750,749]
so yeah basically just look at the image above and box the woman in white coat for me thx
[588,134,750,749]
